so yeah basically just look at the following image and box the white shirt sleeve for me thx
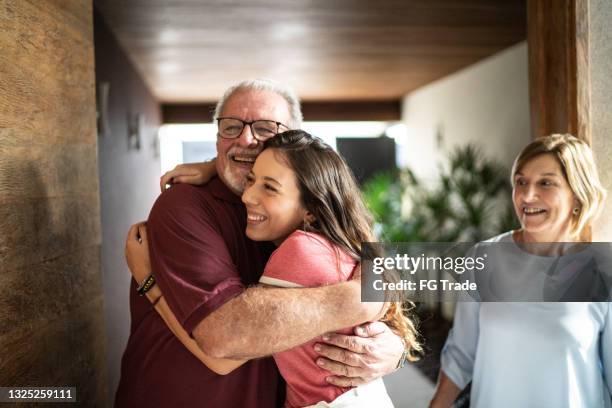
[602,302,612,400]
[440,300,480,389]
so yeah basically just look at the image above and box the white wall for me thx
[401,42,530,184]
[95,14,162,402]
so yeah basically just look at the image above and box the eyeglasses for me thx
[216,117,288,141]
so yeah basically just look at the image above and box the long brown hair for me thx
[264,130,422,360]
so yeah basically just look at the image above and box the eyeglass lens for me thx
[218,118,278,140]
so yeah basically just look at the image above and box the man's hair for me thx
[213,78,303,129]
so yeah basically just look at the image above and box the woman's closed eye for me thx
[245,173,255,185]
[264,183,278,193]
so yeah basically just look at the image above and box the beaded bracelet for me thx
[136,274,156,296]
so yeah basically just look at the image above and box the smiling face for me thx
[216,89,292,195]
[512,153,579,242]
[241,149,310,245]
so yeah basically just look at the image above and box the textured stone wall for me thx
[0,0,107,405]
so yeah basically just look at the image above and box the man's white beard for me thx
[220,165,246,195]
[221,146,259,195]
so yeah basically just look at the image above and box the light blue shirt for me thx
[441,233,612,407]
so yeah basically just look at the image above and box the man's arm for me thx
[125,222,247,375]
[147,186,387,370]
[312,321,405,387]
[193,279,383,359]
[155,294,247,375]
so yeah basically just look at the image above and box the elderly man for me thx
[115,79,404,407]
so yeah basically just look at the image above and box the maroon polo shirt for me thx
[115,177,282,408]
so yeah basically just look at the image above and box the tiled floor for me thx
[385,363,435,407]
[384,308,457,407]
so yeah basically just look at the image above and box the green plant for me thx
[362,144,518,243]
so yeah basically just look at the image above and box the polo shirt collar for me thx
[209,176,242,204]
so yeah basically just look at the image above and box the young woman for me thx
[127,130,421,407]
[430,134,611,408]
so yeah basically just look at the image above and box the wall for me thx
[93,10,162,402]
[590,0,612,241]
[0,0,107,404]
[402,42,530,184]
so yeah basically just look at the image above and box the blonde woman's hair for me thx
[510,134,607,241]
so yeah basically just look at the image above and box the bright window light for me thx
[159,121,407,174]
[159,124,217,174]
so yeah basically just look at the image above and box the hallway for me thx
[1,1,611,406]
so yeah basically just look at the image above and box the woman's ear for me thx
[572,197,581,215]
[304,212,316,225]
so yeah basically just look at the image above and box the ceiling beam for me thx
[162,100,401,124]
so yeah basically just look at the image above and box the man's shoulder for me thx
[154,183,214,208]
[148,183,221,228]
[153,177,238,211]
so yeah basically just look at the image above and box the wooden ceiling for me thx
[94,0,526,103]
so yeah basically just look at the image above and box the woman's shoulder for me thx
[483,231,514,243]
[280,230,337,254]
[282,231,355,263]
[264,231,355,286]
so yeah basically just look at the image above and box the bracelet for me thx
[395,340,409,369]
[136,274,156,296]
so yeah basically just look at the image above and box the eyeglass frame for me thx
[216,117,289,141]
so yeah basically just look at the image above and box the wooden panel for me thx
[162,103,217,123]
[528,0,579,139]
[0,247,102,338]
[0,194,101,271]
[575,0,591,144]
[302,100,401,121]
[0,297,107,405]
[0,0,96,146]
[0,145,100,203]
[162,100,401,123]
[0,0,106,403]
[94,0,526,101]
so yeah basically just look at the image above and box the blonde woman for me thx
[430,134,611,408]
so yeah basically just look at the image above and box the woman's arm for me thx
[429,301,480,407]
[125,222,246,375]
[429,370,462,408]
[154,293,246,375]
[602,303,612,398]
[160,159,217,191]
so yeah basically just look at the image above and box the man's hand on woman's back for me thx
[313,321,404,387]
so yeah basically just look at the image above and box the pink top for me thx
[259,230,357,408]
